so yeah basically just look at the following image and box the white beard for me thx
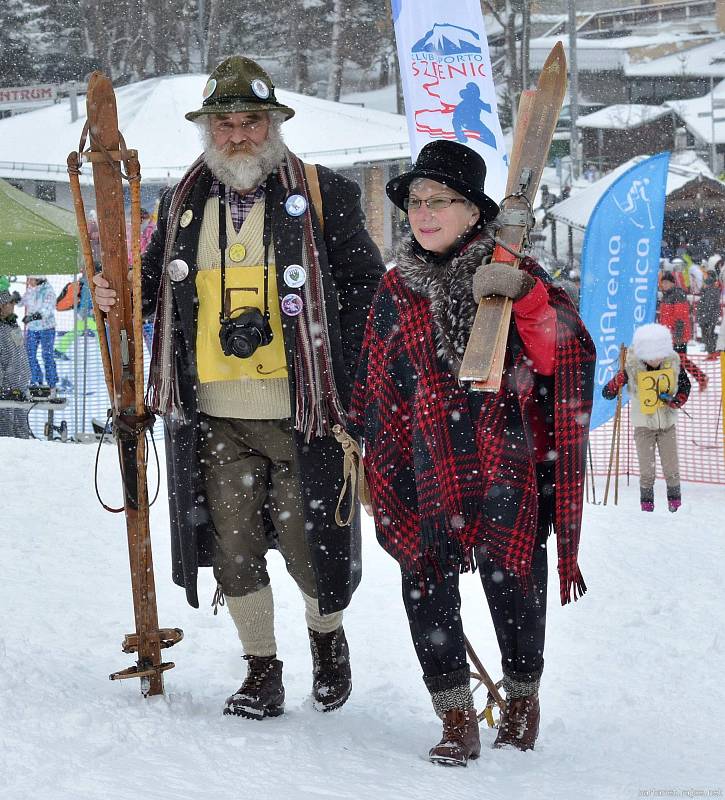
[199,120,287,192]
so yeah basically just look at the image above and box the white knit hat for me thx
[632,323,673,362]
[706,253,722,271]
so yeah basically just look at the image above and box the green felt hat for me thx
[186,56,295,122]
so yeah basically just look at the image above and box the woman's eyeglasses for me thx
[404,196,467,211]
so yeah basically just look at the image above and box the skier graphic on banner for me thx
[452,82,496,147]
[612,177,655,230]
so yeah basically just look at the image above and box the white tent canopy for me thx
[547,152,717,231]
[0,74,411,185]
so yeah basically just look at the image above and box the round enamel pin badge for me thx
[202,78,217,100]
[281,293,303,316]
[283,265,307,289]
[228,244,247,263]
[285,194,307,217]
[251,79,270,100]
[167,259,189,282]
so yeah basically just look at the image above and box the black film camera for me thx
[219,307,273,359]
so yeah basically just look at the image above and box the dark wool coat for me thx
[141,164,385,612]
[348,239,595,604]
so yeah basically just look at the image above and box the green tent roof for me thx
[0,178,79,276]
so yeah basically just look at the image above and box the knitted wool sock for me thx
[226,584,277,657]
[502,672,541,700]
[424,666,474,719]
[301,590,343,634]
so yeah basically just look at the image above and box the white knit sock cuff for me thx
[226,584,277,657]
[301,590,343,634]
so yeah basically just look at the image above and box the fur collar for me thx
[625,349,680,396]
[395,234,496,368]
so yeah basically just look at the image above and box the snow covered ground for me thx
[1,437,723,800]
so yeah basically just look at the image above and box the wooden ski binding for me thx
[121,628,184,654]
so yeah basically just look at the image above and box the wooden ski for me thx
[458,42,567,390]
[67,72,182,697]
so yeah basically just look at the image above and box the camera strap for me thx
[218,184,272,324]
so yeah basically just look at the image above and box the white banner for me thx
[392,0,508,201]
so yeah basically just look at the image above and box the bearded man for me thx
[93,56,385,718]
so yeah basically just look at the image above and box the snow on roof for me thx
[625,38,725,78]
[666,79,725,145]
[0,74,410,185]
[576,103,672,130]
[547,151,718,231]
[528,33,720,74]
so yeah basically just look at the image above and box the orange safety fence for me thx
[588,353,724,485]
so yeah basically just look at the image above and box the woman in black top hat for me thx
[346,140,594,764]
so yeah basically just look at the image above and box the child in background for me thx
[602,323,690,513]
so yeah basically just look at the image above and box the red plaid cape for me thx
[348,262,595,605]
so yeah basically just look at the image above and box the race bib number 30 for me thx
[637,367,675,415]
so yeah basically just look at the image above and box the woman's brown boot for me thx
[493,692,540,751]
[429,708,481,766]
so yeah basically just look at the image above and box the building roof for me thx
[528,33,725,78]
[0,74,411,185]
[547,152,719,231]
[625,38,725,78]
[576,103,672,130]
[666,79,725,145]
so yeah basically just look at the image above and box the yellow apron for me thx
[637,363,675,415]
[195,266,287,383]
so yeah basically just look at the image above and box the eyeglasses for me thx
[404,196,467,211]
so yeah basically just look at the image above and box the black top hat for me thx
[386,140,500,223]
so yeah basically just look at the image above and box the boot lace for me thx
[240,655,273,693]
[442,709,471,744]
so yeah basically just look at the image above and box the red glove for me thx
[613,371,627,389]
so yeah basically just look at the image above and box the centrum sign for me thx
[0,84,57,111]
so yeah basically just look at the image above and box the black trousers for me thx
[401,463,554,685]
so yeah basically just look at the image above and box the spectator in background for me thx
[538,184,558,228]
[670,257,689,291]
[658,270,708,392]
[698,270,721,358]
[688,260,703,295]
[658,270,691,346]
[20,275,58,392]
[0,288,31,438]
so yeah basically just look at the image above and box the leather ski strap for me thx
[303,162,324,236]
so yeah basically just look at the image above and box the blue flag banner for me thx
[391,0,508,201]
[580,152,670,430]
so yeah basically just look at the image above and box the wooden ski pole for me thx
[588,440,598,505]
[604,344,626,506]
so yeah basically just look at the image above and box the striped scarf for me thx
[147,150,346,441]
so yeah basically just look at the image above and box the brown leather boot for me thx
[308,627,352,712]
[493,692,540,751]
[223,655,285,719]
[428,708,481,766]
